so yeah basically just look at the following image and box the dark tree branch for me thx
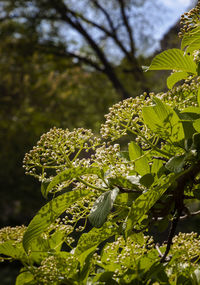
[36,44,104,72]
[92,0,117,33]
[118,0,135,55]
[49,0,131,99]
[64,5,137,69]
[160,212,180,263]
[117,0,148,86]
[160,162,200,262]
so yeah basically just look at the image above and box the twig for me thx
[180,210,200,220]
[156,244,163,258]
[160,213,180,263]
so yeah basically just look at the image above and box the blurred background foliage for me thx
[0,0,197,283]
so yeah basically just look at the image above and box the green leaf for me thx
[187,38,200,54]
[28,228,67,263]
[193,118,200,133]
[0,241,26,260]
[15,271,35,285]
[181,107,200,114]
[139,173,154,188]
[167,71,189,89]
[45,167,101,198]
[125,174,174,237]
[108,176,141,191]
[165,155,186,173]
[48,229,66,252]
[77,246,97,282]
[198,87,200,107]
[151,159,163,174]
[41,180,50,198]
[142,97,184,142]
[146,49,197,74]
[75,221,118,255]
[92,272,118,285]
[23,189,90,252]
[115,193,137,208]
[181,27,200,50]
[88,188,119,228]
[128,142,150,176]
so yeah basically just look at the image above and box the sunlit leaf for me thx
[75,222,118,255]
[167,71,189,89]
[193,118,200,133]
[45,167,101,198]
[0,241,26,260]
[23,189,90,252]
[181,107,200,114]
[125,174,174,237]
[198,88,200,107]
[142,97,184,142]
[128,142,150,176]
[15,271,35,285]
[76,246,97,282]
[146,49,197,74]
[181,27,200,50]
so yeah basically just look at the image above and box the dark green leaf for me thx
[115,193,137,207]
[92,272,117,285]
[193,189,200,200]
[165,155,186,173]
[119,151,130,161]
[140,173,154,188]
[88,188,119,228]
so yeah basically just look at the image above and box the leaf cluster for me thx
[2,4,200,284]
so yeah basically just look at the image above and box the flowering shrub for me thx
[2,3,200,284]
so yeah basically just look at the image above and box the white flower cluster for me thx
[23,127,101,181]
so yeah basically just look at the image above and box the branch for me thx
[49,0,131,99]
[160,162,200,262]
[35,43,104,72]
[180,209,200,220]
[160,212,180,263]
[92,0,116,33]
[66,5,134,63]
[117,0,135,55]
